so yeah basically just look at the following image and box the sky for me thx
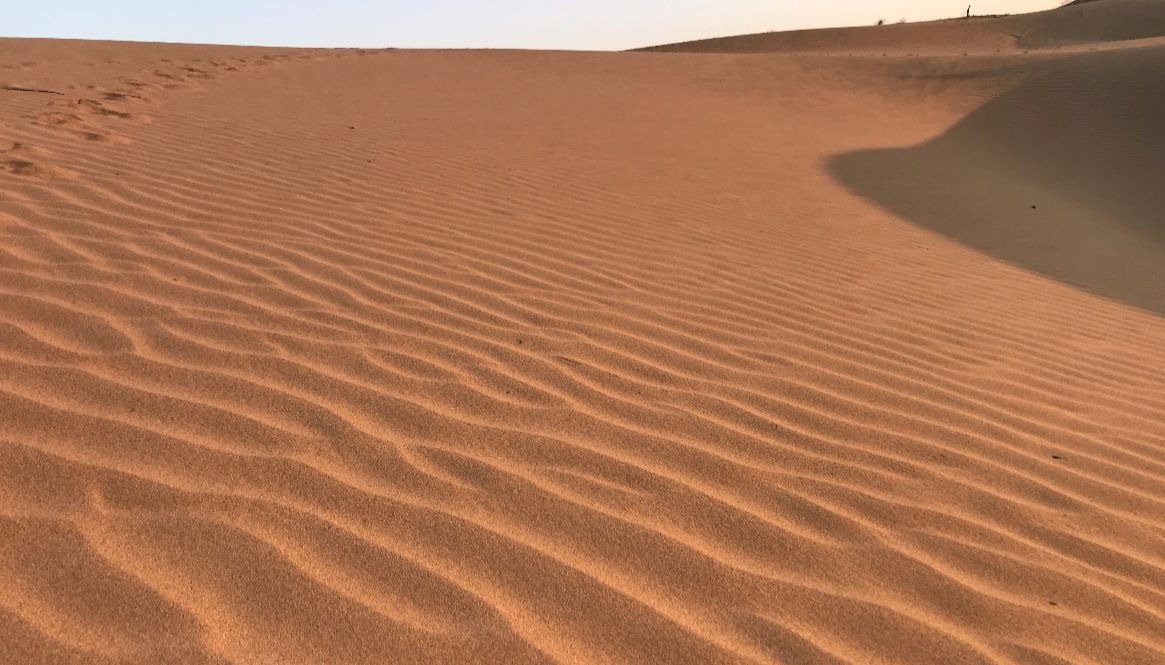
[1,1,1064,51]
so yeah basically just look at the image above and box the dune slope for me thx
[831,43,1165,314]
[640,0,1165,54]
[1,27,1164,665]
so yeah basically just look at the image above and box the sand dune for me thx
[1,4,1164,664]
[642,0,1165,54]
[832,42,1165,315]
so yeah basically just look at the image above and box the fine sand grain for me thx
[1,2,1164,663]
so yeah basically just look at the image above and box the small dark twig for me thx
[555,356,585,368]
[1,85,64,95]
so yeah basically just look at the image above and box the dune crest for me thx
[1,12,1164,665]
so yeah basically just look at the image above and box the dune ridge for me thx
[2,11,1165,665]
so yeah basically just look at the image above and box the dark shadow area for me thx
[830,45,1165,315]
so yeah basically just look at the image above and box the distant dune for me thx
[640,0,1165,54]
[1,1,1163,663]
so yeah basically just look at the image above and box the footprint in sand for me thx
[27,104,123,144]
[178,66,214,79]
[103,91,148,103]
[74,97,141,120]
[0,141,75,179]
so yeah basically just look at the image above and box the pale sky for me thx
[1,1,1063,50]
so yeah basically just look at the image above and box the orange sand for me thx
[1,1,1164,663]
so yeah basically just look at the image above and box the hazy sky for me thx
[2,1,1063,50]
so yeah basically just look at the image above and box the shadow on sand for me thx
[829,45,1165,316]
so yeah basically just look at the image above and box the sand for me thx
[1,2,1163,664]
[642,0,1165,54]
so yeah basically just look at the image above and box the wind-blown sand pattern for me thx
[1,2,1164,664]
